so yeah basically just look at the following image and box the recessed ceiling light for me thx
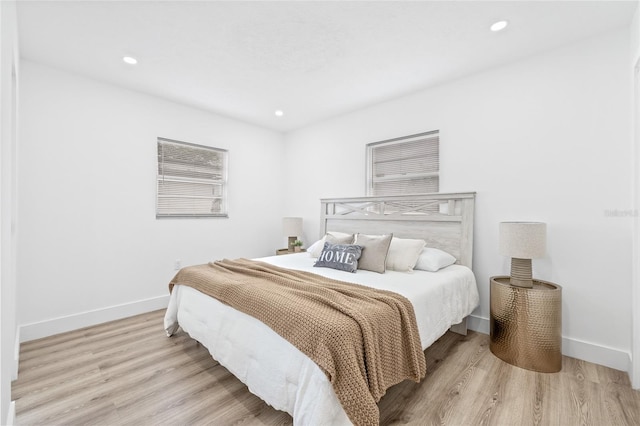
[275,110,284,117]
[122,56,138,65]
[490,20,508,32]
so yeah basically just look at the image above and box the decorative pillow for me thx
[313,242,363,273]
[309,231,354,258]
[414,247,457,272]
[353,233,393,274]
[386,237,426,272]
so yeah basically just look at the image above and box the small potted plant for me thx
[292,240,304,252]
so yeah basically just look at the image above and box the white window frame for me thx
[156,137,228,218]
[366,130,439,196]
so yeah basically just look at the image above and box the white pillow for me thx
[385,237,426,272]
[309,231,354,258]
[414,247,457,272]
[307,239,323,257]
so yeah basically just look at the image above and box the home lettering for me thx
[319,250,355,265]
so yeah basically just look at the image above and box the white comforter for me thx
[164,253,479,425]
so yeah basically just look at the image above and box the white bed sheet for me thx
[164,253,479,425]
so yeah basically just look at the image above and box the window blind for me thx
[157,138,228,218]
[366,131,439,196]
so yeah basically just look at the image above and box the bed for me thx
[164,192,479,425]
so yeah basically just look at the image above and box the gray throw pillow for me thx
[313,242,363,273]
[353,233,393,273]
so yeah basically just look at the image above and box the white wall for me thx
[632,2,640,64]
[285,28,633,372]
[630,0,640,389]
[0,1,19,423]
[17,61,286,339]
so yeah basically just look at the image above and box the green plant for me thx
[292,240,303,247]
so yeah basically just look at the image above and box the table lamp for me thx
[499,222,546,288]
[282,217,303,252]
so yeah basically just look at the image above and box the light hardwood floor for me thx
[12,309,640,425]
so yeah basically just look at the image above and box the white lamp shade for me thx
[282,217,303,237]
[499,222,546,259]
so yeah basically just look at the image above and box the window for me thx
[366,130,439,196]
[156,138,228,218]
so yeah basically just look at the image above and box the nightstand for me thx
[276,248,306,255]
[490,276,562,373]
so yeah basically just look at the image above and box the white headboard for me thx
[320,192,476,268]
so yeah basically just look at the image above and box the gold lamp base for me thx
[490,276,562,373]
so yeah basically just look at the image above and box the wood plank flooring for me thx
[12,309,640,425]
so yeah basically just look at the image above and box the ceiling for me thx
[16,1,637,132]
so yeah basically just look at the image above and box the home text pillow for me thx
[414,247,457,272]
[386,237,426,272]
[313,242,363,273]
[309,231,354,258]
[353,233,392,273]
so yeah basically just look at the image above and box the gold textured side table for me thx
[490,276,562,373]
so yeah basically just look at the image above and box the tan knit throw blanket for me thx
[169,258,426,426]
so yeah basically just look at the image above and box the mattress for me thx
[164,253,479,425]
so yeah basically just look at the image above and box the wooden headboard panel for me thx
[320,192,476,268]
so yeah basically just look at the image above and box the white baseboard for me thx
[562,336,631,374]
[6,401,15,426]
[467,314,489,335]
[12,327,19,380]
[466,315,631,373]
[20,295,170,343]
